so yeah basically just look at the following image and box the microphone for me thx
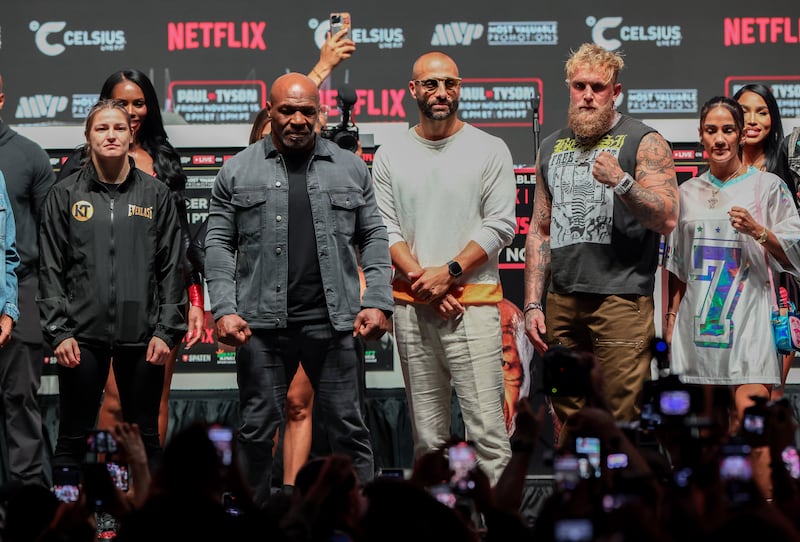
[337,85,358,127]
[531,88,541,161]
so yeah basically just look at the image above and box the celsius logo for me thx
[15,95,68,119]
[307,18,404,50]
[586,16,681,51]
[29,20,126,56]
[431,22,484,46]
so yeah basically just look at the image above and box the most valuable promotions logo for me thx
[29,20,126,56]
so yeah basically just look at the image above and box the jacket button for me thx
[277,285,281,291]
[276,215,282,222]
[276,247,282,254]
[276,182,282,187]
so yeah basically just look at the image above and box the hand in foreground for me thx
[54,337,81,367]
[215,314,252,347]
[146,336,171,365]
[353,308,389,341]
[408,266,453,302]
[0,314,13,347]
[524,309,548,355]
[185,305,206,349]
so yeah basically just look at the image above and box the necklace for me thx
[707,164,744,208]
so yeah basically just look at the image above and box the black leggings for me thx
[54,344,164,467]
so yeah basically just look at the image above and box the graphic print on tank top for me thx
[547,135,627,249]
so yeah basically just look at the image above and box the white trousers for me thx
[393,302,511,483]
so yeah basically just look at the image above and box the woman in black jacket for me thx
[58,69,204,444]
[39,100,186,465]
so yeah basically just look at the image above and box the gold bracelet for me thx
[755,228,768,244]
[664,311,677,320]
[309,67,325,82]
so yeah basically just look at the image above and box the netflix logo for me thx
[167,21,267,51]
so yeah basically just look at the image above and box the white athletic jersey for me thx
[663,168,800,385]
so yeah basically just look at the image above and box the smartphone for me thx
[606,453,628,470]
[377,468,404,480]
[741,402,768,447]
[575,437,601,477]
[659,389,691,416]
[52,465,81,503]
[87,430,117,455]
[428,483,456,509]
[719,444,752,481]
[448,442,477,493]
[554,518,593,542]
[782,446,800,479]
[106,461,129,492]
[82,462,116,511]
[330,12,351,39]
[208,424,234,466]
[554,455,580,490]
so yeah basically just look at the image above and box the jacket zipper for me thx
[108,197,116,346]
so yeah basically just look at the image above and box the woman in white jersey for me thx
[663,96,800,426]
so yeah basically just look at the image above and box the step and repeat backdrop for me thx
[3,0,799,388]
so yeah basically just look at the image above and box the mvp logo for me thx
[431,22,484,46]
[16,95,68,119]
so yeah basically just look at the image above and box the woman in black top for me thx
[58,69,203,444]
[39,99,186,464]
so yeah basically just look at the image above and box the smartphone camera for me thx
[554,455,580,491]
[575,437,601,478]
[448,442,477,494]
[606,453,628,470]
[554,518,593,542]
[782,446,800,479]
[52,466,81,503]
[87,430,118,455]
[106,461,129,492]
[659,389,691,416]
[428,483,457,509]
[208,424,234,466]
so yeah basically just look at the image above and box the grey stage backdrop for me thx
[1,0,800,163]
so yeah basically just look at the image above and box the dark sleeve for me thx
[171,189,204,286]
[187,217,208,277]
[37,187,73,348]
[30,146,57,222]
[153,188,188,349]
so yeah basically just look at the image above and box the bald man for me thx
[372,52,515,482]
[205,73,392,505]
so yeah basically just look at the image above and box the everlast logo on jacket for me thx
[128,204,153,219]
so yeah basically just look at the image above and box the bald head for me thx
[269,73,319,105]
[411,52,459,80]
[267,72,320,155]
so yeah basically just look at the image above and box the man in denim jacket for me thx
[0,172,18,340]
[205,73,392,506]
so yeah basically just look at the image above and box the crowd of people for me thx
[0,21,798,541]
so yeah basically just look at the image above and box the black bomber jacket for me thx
[38,160,187,349]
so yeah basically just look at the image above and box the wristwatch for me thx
[613,173,635,195]
[447,260,463,278]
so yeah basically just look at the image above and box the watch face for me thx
[448,261,462,277]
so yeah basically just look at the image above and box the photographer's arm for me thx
[308,28,355,86]
[493,398,543,512]
[111,423,151,509]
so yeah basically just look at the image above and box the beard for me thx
[418,95,459,121]
[568,101,615,147]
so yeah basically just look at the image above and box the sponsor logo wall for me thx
[3,0,798,164]
[5,0,798,377]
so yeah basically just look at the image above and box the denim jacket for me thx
[0,172,19,322]
[205,136,393,331]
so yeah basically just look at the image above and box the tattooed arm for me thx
[592,131,679,236]
[523,154,552,354]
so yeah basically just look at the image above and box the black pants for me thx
[236,323,374,506]
[0,337,44,484]
[54,344,164,467]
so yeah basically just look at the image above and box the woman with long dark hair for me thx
[734,83,799,396]
[58,69,204,444]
